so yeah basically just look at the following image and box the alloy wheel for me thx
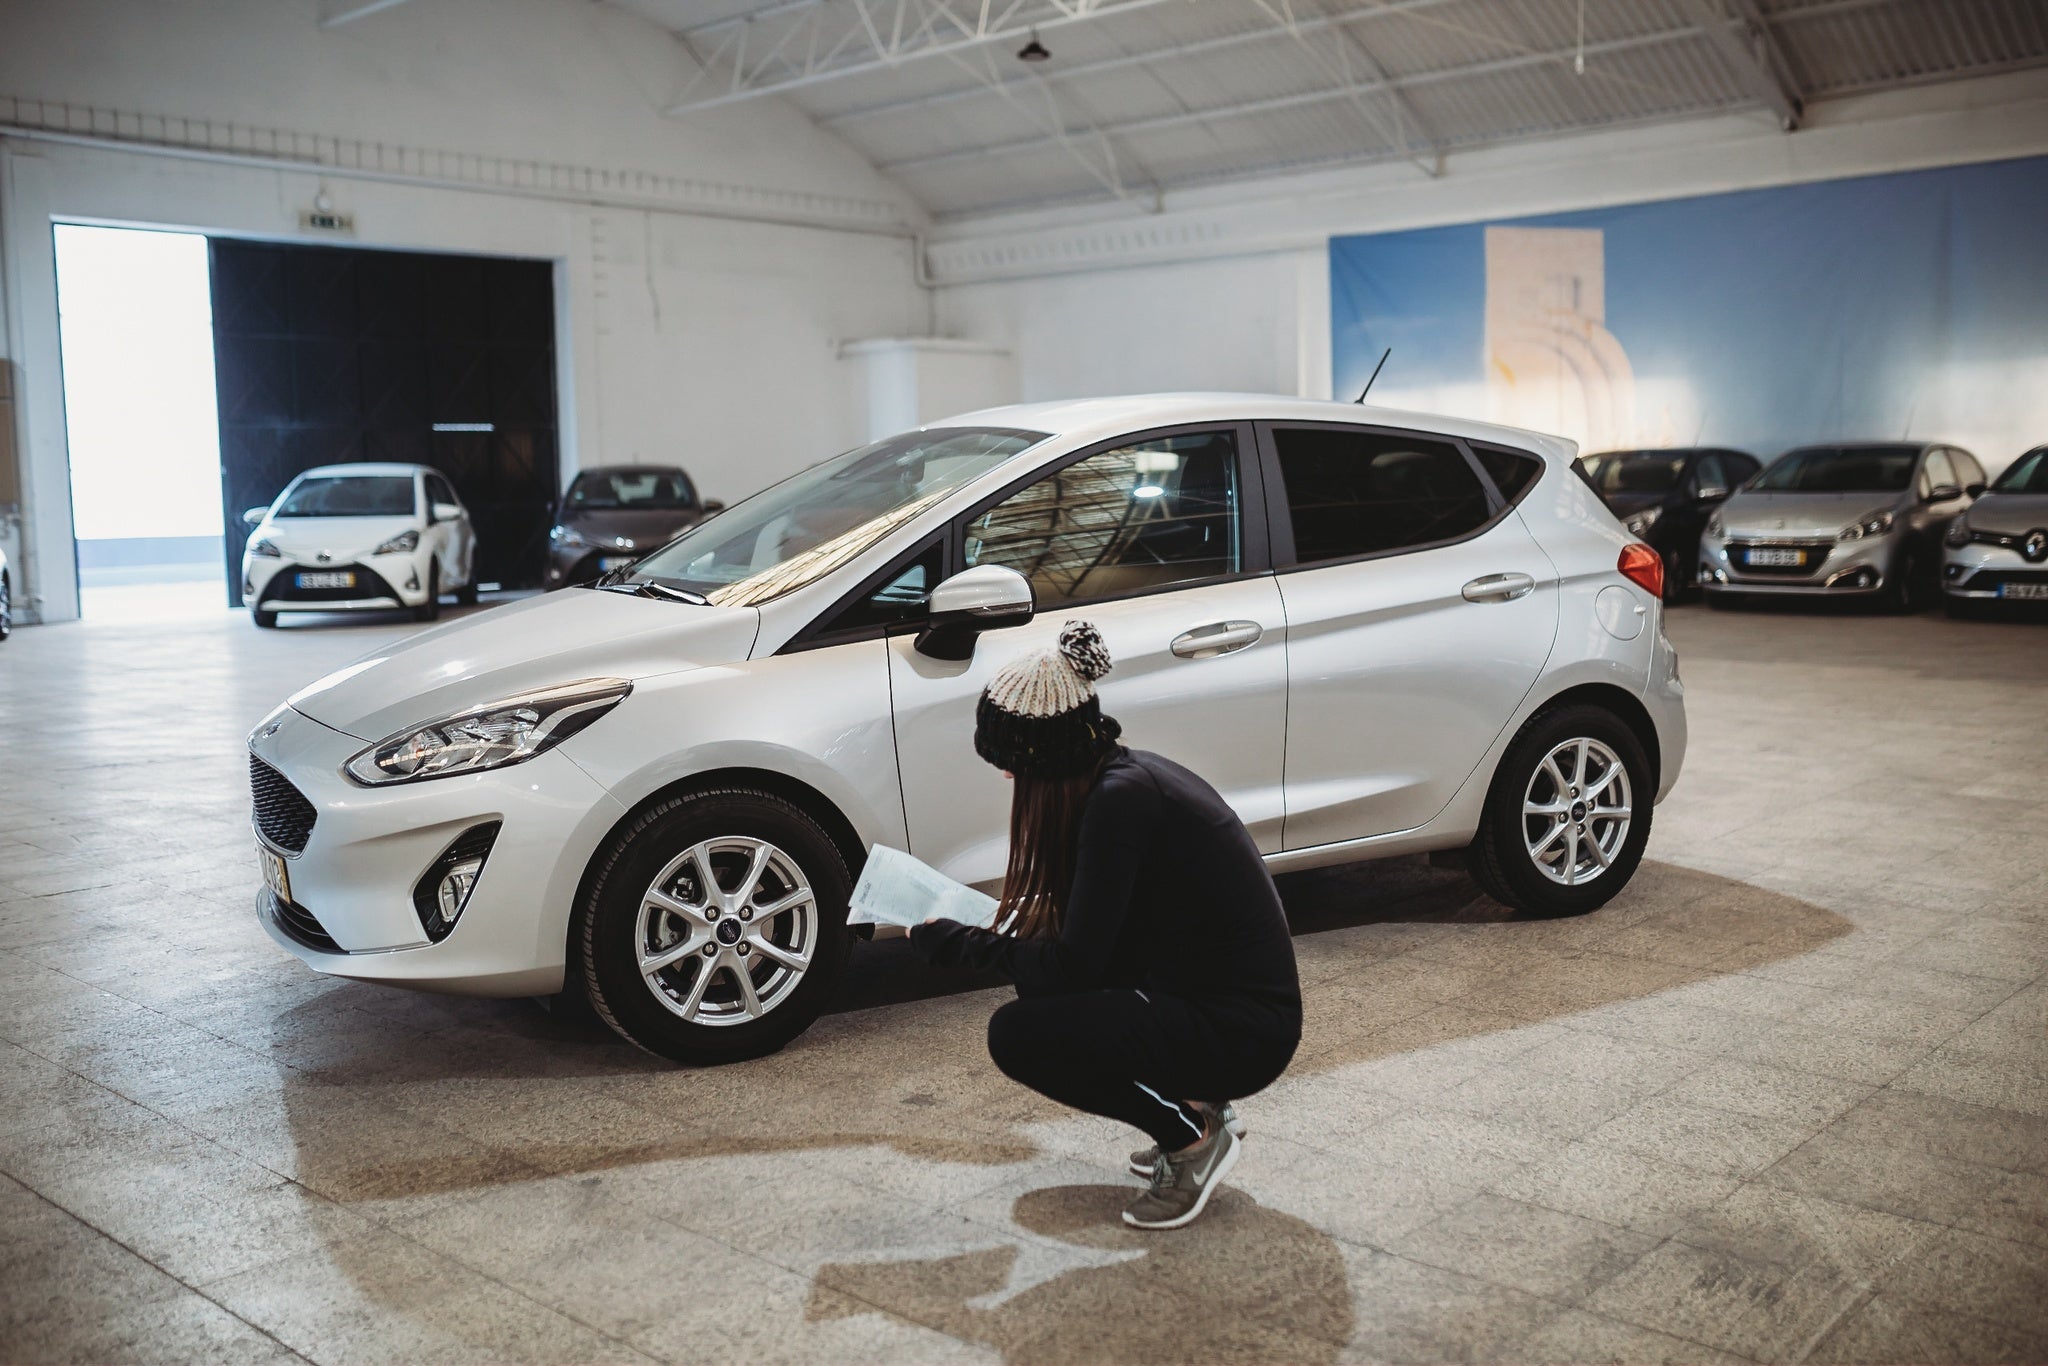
[1522,737,1633,886]
[635,837,816,1026]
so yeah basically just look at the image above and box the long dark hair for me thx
[996,750,1115,939]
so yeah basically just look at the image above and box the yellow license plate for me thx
[259,845,291,903]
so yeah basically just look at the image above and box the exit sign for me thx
[299,209,354,235]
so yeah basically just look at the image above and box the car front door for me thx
[426,473,474,586]
[1259,423,1560,849]
[887,425,1288,888]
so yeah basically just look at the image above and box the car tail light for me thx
[1619,543,1664,598]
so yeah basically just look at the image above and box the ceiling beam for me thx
[663,0,1188,115]
[317,0,415,28]
[1254,0,1443,177]
[877,24,1705,177]
[936,44,1163,211]
[1678,0,1804,129]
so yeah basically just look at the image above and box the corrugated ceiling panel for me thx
[1769,0,2048,95]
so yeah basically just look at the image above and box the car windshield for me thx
[567,468,695,511]
[275,475,417,517]
[1580,452,1687,495]
[1991,449,2048,493]
[624,427,1046,607]
[1752,446,1918,493]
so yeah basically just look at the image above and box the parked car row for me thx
[1578,441,2046,615]
[240,461,719,628]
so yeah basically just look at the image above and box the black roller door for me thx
[211,239,557,604]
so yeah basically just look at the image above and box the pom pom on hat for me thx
[974,620,1122,777]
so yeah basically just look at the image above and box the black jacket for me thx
[911,749,1301,1024]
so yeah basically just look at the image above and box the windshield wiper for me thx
[595,576,710,606]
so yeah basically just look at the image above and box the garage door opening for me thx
[54,224,226,621]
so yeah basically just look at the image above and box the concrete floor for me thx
[1,592,2044,1365]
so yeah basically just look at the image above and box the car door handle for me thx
[1170,620,1262,659]
[1462,572,1536,603]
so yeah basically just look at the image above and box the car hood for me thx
[559,507,702,553]
[256,515,418,560]
[288,589,761,741]
[1965,491,2048,534]
[1719,490,1902,537]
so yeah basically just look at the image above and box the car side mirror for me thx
[242,506,268,527]
[1926,484,1962,504]
[702,499,726,515]
[1696,485,1728,503]
[431,501,462,523]
[1965,483,1987,498]
[914,564,1034,661]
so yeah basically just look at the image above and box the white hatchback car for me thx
[242,463,478,628]
[250,396,1685,1063]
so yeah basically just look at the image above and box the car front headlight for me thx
[1704,512,1724,539]
[1624,507,1662,536]
[1838,510,1894,541]
[1944,517,1972,548]
[550,526,590,549]
[374,529,420,555]
[343,678,632,786]
[248,537,282,558]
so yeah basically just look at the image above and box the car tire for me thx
[455,577,479,607]
[1705,591,1744,611]
[1882,549,1925,614]
[252,609,278,629]
[1468,703,1654,918]
[413,563,441,622]
[578,787,852,1065]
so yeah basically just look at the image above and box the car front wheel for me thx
[413,562,441,622]
[1468,704,1654,917]
[578,787,851,1065]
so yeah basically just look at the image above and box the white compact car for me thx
[242,463,478,628]
[249,396,1686,1063]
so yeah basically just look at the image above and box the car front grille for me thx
[250,755,317,854]
[1960,569,2048,592]
[1724,540,1835,577]
[259,564,399,603]
[267,892,342,953]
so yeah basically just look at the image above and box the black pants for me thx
[986,988,1300,1150]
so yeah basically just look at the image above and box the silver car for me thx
[1699,442,1985,611]
[1943,444,2048,614]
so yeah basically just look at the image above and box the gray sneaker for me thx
[1123,1122,1241,1230]
[1128,1102,1244,1176]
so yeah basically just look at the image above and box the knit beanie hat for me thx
[974,620,1122,778]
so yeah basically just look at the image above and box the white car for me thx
[249,395,1686,1064]
[242,463,478,628]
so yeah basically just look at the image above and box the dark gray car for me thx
[1698,442,1986,611]
[545,465,722,590]
[1943,445,2048,614]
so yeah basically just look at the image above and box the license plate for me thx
[258,845,291,903]
[1998,582,2048,600]
[1745,548,1806,567]
[295,571,356,589]
[599,557,636,571]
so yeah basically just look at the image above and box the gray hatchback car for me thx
[1943,444,2048,614]
[1698,442,1986,611]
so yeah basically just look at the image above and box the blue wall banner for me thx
[1330,156,2048,475]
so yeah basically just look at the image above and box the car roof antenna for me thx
[1355,348,1391,404]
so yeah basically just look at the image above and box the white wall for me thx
[0,0,930,623]
[932,69,2048,416]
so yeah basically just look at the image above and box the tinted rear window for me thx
[1474,444,1546,503]
[1274,427,1492,564]
[1753,446,1918,493]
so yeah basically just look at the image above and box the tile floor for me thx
[1,593,2044,1364]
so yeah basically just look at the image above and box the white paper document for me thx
[848,845,1000,930]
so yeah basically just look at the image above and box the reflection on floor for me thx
[1,600,2044,1364]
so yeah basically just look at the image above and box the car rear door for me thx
[887,425,1288,888]
[1258,422,1560,849]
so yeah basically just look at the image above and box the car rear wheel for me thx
[413,563,441,622]
[1469,704,1653,918]
[578,787,851,1065]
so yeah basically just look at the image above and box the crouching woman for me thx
[911,621,1302,1230]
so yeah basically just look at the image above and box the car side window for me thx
[1922,449,1955,495]
[812,540,944,640]
[428,474,458,509]
[1694,455,1728,496]
[963,431,1240,608]
[1472,443,1544,505]
[1272,427,1492,565]
[1948,449,1985,488]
